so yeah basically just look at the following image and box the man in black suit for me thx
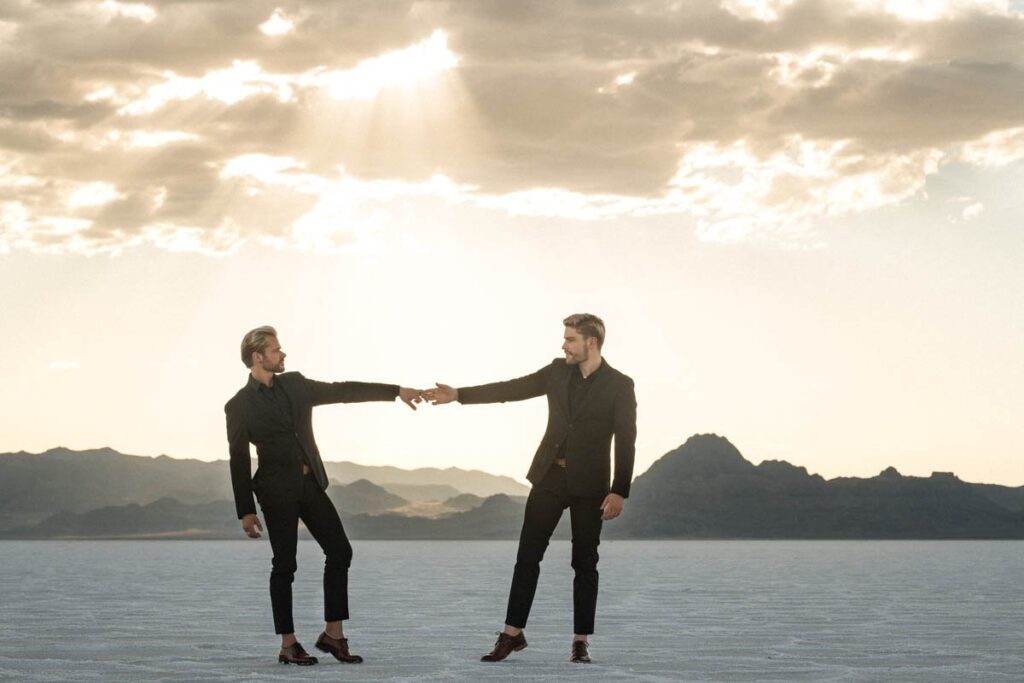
[426,313,636,664]
[226,325,421,665]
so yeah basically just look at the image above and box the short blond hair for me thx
[240,326,278,368]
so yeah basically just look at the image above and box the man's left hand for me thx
[398,387,423,410]
[600,493,624,521]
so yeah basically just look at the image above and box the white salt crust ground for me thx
[1,540,1023,682]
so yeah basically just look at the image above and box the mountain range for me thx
[3,436,1022,539]
[0,446,526,532]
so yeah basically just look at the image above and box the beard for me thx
[565,348,588,365]
[261,358,284,373]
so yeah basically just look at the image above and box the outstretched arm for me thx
[303,373,421,409]
[427,363,553,406]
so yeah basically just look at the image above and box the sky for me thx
[1,0,1022,486]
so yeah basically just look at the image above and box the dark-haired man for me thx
[226,325,422,666]
[426,313,637,664]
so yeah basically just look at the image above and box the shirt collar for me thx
[247,373,275,392]
[577,357,606,380]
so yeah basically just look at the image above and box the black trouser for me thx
[505,464,605,635]
[260,472,352,635]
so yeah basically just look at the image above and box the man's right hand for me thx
[425,383,458,405]
[241,513,263,539]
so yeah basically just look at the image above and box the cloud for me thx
[959,126,1024,166]
[259,8,295,37]
[1,0,1023,254]
[962,201,985,220]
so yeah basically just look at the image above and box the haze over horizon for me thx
[2,1,1022,486]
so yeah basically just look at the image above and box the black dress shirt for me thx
[247,374,309,468]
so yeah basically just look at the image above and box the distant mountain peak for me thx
[637,433,754,482]
[480,494,515,509]
[880,466,902,479]
[36,446,126,462]
[345,479,390,494]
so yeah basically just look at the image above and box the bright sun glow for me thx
[116,29,458,115]
[849,0,1009,20]
[68,181,123,209]
[312,29,458,100]
[720,0,797,22]
[259,8,295,37]
[98,0,157,23]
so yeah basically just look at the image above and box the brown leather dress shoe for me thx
[481,631,527,662]
[278,642,318,665]
[570,640,591,663]
[315,632,364,663]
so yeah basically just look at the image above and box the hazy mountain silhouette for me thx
[0,447,524,531]
[0,448,229,532]
[14,498,239,539]
[7,494,533,540]
[326,479,407,515]
[322,461,528,497]
[443,493,487,511]
[609,434,1024,539]
[376,482,462,502]
[4,438,1023,539]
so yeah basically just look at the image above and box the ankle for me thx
[503,626,522,637]
[324,621,344,639]
[281,634,297,648]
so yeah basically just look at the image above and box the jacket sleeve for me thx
[457,362,552,405]
[225,401,257,519]
[610,376,637,498]
[302,373,400,406]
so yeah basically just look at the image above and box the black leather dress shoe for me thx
[481,632,527,662]
[570,640,591,663]
[278,642,318,665]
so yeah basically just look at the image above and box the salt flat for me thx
[1,540,1023,682]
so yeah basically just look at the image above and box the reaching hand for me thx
[241,513,263,538]
[600,493,624,521]
[398,387,423,410]
[425,383,458,405]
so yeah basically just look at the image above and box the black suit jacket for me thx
[457,358,637,498]
[225,371,399,519]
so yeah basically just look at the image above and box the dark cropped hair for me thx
[563,313,605,350]
[240,325,278,368]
